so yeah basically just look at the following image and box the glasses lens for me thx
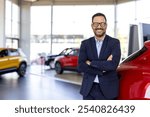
[100,22,106,27]
[93,22,99,27]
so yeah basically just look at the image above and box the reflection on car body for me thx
[117,41,150,99]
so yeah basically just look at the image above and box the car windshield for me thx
[60,48,72,55]
[122,46,147,63]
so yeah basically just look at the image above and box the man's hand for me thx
[107,54,113,61]
[86,60,91,66]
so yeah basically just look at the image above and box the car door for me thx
[69,49,79,68]
[63,49,79,68]
[0,49,10,70]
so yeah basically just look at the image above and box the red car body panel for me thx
[117,41,150,99]
[58,55,78,68]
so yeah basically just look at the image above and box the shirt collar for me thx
[95,35,105,43]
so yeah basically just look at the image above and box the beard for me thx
[94,28,106,38]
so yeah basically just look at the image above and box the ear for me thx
[106,23,108,28]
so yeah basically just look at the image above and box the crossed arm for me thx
[86,54,112,65]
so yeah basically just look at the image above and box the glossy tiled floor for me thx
[0,65,82,100]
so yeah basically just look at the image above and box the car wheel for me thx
[55,62,63,74]
[17,63,27,77]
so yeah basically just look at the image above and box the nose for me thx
[97,24,101,28]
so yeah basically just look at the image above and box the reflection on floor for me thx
[29,65,82,85]
[0,65,82,100]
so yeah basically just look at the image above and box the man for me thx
[78,13,121,100]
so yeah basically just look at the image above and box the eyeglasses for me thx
[92,22,106,27]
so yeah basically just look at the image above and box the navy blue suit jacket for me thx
[78,35,121,99]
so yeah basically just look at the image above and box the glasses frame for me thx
[92,22,107,28]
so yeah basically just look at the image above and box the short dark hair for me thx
[92,13,107,22]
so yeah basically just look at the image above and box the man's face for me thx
[91,16,107,38]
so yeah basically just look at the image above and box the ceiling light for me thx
[24,0,38,2]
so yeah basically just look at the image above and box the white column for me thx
[114,0,117,38]
[0,0,5,47]
[20,2,31,64]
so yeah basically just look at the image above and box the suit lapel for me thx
[90,37,98,59]
[99,35,108,59]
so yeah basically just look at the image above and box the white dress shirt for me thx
[94,37,104,83]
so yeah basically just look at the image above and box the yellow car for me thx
[0,48,27,77]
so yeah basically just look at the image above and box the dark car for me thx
[54,48,79,74]
[45,48,74,69]
[117,41,150,99]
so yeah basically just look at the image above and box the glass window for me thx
[12,1,20,38]
[12,21,19,38]
[30,5,115,61]
[0,50,8,57]
[5,0,11,20]
[5,0,12,37]
[9,49,19,56]
[12,1,19,22]
[5,19,11,37]
[53,5,114,54]
[30,6,51,61]
[116,1,136,59]
[6,39,12,48]
[136,0,150,23]
[12,39,19,49]
[5,0,20,38]
[6,38,19,49]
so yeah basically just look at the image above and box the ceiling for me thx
[23,0,135,5]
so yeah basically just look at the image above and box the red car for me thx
[117,41,150,100]
[54,48,79,74]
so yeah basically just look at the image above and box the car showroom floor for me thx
[0,65,82,100]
